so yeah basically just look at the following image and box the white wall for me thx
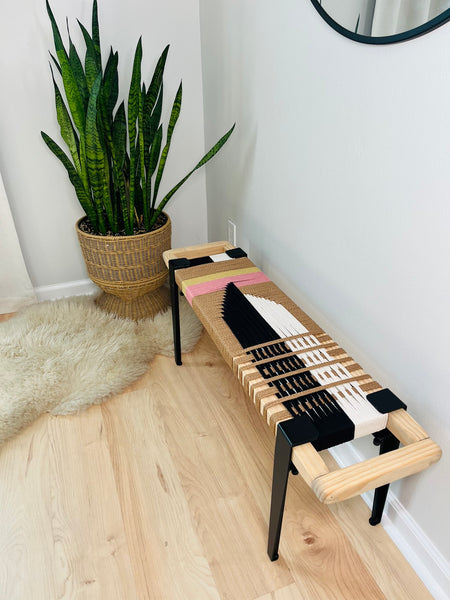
[199,0,450,593]
[0,0,208,288]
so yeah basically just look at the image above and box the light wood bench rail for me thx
[291,407,441,503]
[311,437,441,504]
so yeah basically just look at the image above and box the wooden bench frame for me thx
[163,242,442,561]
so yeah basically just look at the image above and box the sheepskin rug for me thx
[0,296,202,446]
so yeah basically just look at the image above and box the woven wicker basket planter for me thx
[76,214,171,320]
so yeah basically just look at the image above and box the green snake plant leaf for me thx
[98,49,119,166]
[91,0,102,71]
[144,83,163,160]
[144,90,163,210]
[142,45,165,169]
[104,151,117,231]
[143,88,163,212]
[67,33,89,112]
[146,45,169,114]
[102,49,119,119]
[49,52,62,76]
[111,101,131,233]
[127,37,143,227]
[148,125,163,178]
[132,142,143,225]
[46,1,86,135]
[141,47,166,174]
[112,101,127,167]
[148,123,235,230]
[141,82,150,184]
[78,21,101,92]
[138,83,148,226]
[85,73,110,233]
[64,23,90,189]
[115,168,130,234]
[50,65,82,177]
[145,124,162,207]
[41,131,97,229]
[152,81,182,207]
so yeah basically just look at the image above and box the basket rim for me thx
[76,212,171,242]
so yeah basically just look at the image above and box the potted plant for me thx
[42,0,234,319]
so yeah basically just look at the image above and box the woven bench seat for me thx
[163,241,442,561]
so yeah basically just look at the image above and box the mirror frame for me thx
[309,1,450,44]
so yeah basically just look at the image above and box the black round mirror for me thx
[310,1,450,44]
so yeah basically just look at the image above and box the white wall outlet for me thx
[227,219,236,246]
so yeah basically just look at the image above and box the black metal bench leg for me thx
[169,259,189,366]
[267,416,318,561]
[369,430,400,525]
[267,427,293,561]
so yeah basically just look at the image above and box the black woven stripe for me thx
[222,282,280,347]
[221,282,355,448]
[188,256,214,267]
[283,391,354,450]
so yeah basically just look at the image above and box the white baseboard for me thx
[34,278,99,301]
[330,443,450,600]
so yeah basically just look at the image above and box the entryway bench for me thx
[163,241,441,561]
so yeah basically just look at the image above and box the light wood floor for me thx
[0,314,433,599]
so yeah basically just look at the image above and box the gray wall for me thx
[0,0,209,289]
[199,0,450,590]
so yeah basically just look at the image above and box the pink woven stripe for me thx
[185,271,270,305]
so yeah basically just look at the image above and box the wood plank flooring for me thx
[0,315,433,599]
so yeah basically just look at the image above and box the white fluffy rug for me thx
[0,296,202,446]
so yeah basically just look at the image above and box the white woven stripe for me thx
[210,253,232,262]
[244,293,387,437]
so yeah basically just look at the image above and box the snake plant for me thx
[42,0,234,235]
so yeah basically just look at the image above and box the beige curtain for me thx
[429,0,450,20]
[371,0,438,36]
[0,172,35,314]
